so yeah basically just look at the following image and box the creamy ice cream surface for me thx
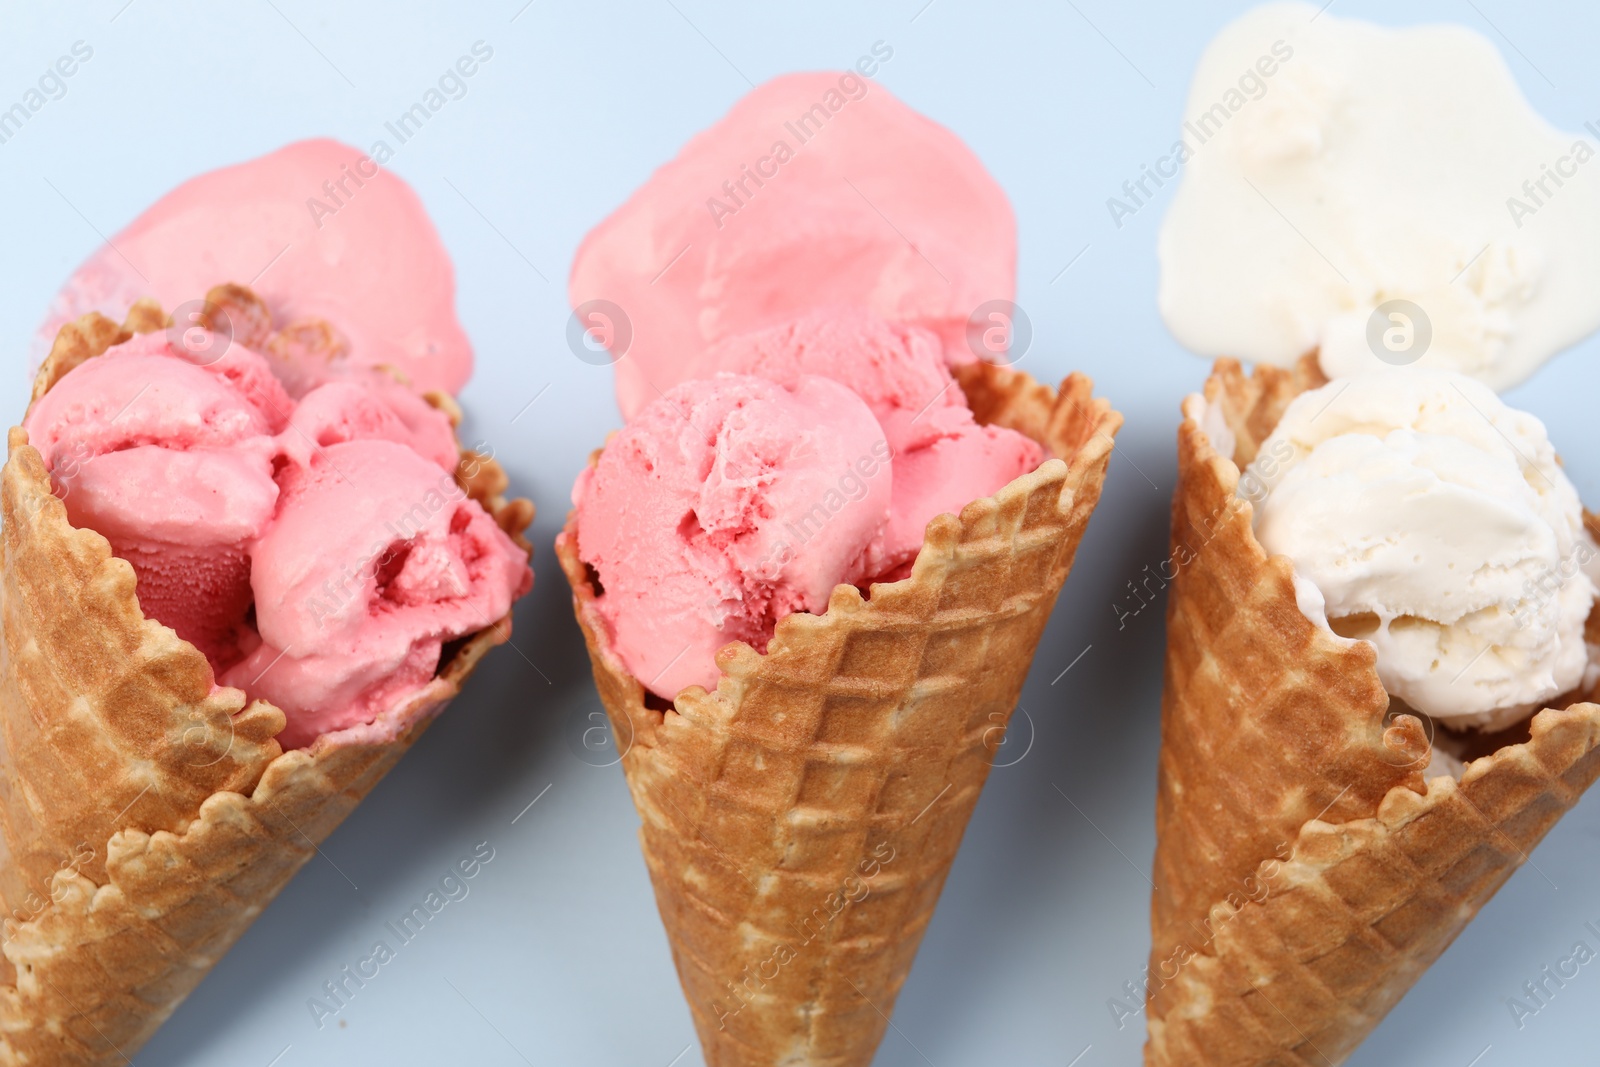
[225,438,529,748]
[24,329,530,748]
[573,311,1043,701]
[569,71,1017,418]
[38,139,473,393]
[689,307,1042,576]
[1159,2,1600,389]
[574,373,893,699]
[570,74,1041,702]
[1252,367,1596,727]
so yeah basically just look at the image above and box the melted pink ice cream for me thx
[569,72,1017,419]
[37,139,471,394]
[25,332,530,746]
[692,308,1043,575]
[575,374,891,698]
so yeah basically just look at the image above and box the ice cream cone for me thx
[558,361,1119,1067]
[1144,357,1600,1066]
[0,297,534,1065]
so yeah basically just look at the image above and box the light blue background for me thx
[2,1,1597,1064]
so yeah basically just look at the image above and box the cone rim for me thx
[557,358,1121,715]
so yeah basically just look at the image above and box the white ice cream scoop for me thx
[1253,367,1596,728]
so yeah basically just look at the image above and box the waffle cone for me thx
[558,361,1120,1066]
[1145,358,1600,1066]
[0,293,534,1065]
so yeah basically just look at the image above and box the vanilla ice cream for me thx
[1159,3,1600,389]
[1252,368,1596,727]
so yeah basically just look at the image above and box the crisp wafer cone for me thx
[558,361,1120,1067]
[1145,358,1600,1067]
[0,292,534,1065]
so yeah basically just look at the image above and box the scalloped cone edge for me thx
[1145,358,1600,1067]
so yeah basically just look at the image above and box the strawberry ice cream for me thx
[689,307,1043,575]
[25,333,288,664]
[569,71,1016,418]
[575,373,891,698]
[24,329,530,747]
[225,439,529,748]
[573,309,1043,700]
[570,72,1039,701]
[282,373,460,474]
[37,139,471,394]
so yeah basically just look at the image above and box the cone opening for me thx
[18,288,534,753]
[1148,360,1600,1066]
[563,360,1120,711]
[1190,354,1600,778]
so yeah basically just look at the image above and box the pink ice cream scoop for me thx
[25,332,288,663]
[224,439,529,749]
[574,373,892,698]
[686,306,972,450]
[284,378,460,474]
[569,71,1017,419]
[25,330,530,745]
[37,139,472,394]
[878,425,1042,577]
[691,307,1044,575]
